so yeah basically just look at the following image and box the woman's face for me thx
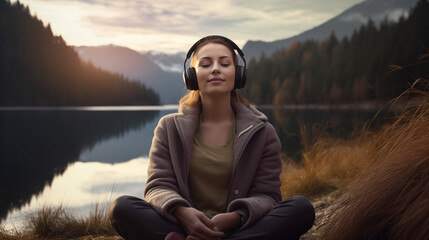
[195,43,236,96]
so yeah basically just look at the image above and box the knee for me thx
[290,195,314,217]
[109,195,145,222]
[280,196,315,230]
[109,196,127,222]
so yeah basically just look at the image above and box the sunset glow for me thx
[14,0,363,53]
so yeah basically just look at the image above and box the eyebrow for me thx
[199,56,231,61]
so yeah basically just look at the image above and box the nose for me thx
[211,61,220,74]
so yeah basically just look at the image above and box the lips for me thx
[208,78,225,82]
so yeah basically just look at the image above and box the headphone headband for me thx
[183,35,246,71]
[185,35,246,61]
[183,35,247,90]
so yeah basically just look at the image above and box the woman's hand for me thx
[174,206,225,240]
[211,212,242,233]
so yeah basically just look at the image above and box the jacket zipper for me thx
[238,125,254,138]
[235,124,264,170]
[226,123,265,207]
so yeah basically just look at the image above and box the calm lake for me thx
[0,104,391,228]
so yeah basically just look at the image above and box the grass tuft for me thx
[280,130,374,199]
[318,84,429,240]
[1,203,117,239]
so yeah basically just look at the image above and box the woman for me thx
[109,35,315,240]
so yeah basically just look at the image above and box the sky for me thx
[15,0,364,53]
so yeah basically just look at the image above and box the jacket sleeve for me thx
[144,116,192,223]
[227,123,282,230]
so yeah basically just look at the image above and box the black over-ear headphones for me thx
[183,35,247,90]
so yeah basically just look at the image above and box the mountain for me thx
[0,0,159,106]
[75,45,186,104]
[146,50,186,73]
[243,0,421,60]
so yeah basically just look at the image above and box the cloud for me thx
[73,0,346,34]
[339,12,368,24]
[377,8,408,22]
[17,0,364,52]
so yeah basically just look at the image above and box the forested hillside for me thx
[245,0,429,105]
[0,0,159,106]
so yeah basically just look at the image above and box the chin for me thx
[202,89,233,96]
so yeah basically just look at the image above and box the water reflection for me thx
[3,157,149,229]
[0,109,161,220]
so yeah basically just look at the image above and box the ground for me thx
[300,192,338,240]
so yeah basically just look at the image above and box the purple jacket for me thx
[144,101,282,230]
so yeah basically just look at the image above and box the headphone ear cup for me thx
[234,65,247,89]
[183,67,199,90]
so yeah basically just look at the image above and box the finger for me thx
[197,216,225,238]
[198,214,216,229]
[210,215,222,229]
[191,223,224,240]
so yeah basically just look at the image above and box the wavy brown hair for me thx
[179,36,249,108]
[320,81,429,240]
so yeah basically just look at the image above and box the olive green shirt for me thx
[189,117,236,218]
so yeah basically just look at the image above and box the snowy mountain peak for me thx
[146,51,186,73]
[242,0,420,59]
[339,0,416,25]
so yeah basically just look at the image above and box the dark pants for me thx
[109,195,315,240]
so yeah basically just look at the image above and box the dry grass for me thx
[282,79,429,239]
[281,80,428,200]
[280,126,375,200]
[0,203,118,240]
[319,85,429,240]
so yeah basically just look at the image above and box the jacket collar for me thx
[177,101,267,128]
[175,101,268,170]
[232,101,267,136]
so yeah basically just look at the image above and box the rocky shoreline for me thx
[300,192,340,240]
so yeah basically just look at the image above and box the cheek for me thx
[227,68,236,80]
[196,68,208,81]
